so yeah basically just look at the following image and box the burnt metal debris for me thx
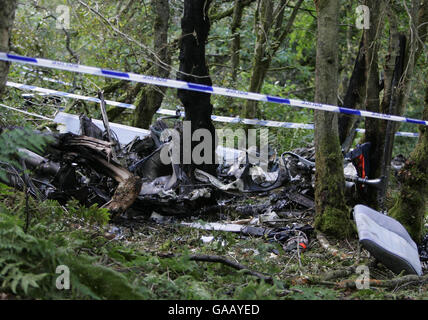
[0,114,391,219]
[0,115,296,218]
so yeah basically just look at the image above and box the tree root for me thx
[304,267,428,291]
[336,274,428,290]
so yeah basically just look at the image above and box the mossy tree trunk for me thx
[389,84,428,243]
[132,0,171,129]
[362,0,427,208]
[0,0,17,96]
[313,0,353,239]
[230,0,246,83]
[242,0,303,121]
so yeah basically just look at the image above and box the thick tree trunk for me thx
[132,0,170,129]
[313,0,353,239]
[0,0,17,95]
[389,84,428,243]
[177,0,217,175]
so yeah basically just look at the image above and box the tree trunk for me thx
[389,83,428,243]
[132,0,170,129]
[338,36,366,152]
[230,0,245,82]
[243,0,273,121]
[313,0,353,239]
[362,0,427,208]
[0,0,17,95]
[243,0,303,121]
[362,0,384,192]
[379,1,428,206]
[378,33,406,208]
[177,0,217,176]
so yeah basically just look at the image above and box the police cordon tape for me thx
[6,81,136,109]
[5,81,420,138]
[17,65,73,86]
[2,52,428,127]
[0,102,54,121]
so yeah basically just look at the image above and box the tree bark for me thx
[230,0,246,82]
[313,0,353,239]
[363,0,384,179]
[389,83,428,243]
[0,0,17,95]
[362,0,427,208]
[338,36,366,151]
[378,33,406,207]
[177,0,217,175]
[243,0,303,121]
[132,0,171,129]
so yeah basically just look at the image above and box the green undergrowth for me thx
[0,183,427,300]
[0,183,292,300]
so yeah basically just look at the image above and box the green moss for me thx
[389,171,427,243]
[314,206,354,239]
[389,125,428,243]
[314,151,354,239]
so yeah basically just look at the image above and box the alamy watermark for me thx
[356,5,370,30]
[55,265,70,290]
[159,121,270,170]
[355,265,370,289]
[56,5,70,30]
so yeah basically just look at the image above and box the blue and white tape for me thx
[6,81,135,109]
[6,81,419,138]
[1,52,427,127]
[0,102,54,121]
[16,65,73,86]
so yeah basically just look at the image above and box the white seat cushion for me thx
[353,205,422,276]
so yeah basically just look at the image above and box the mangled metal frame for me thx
[0,113,291,217]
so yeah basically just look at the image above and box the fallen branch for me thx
[290,266,357,287]
[337,274,428,290]
[158,253,273,284]
[316,232,353,260]
[318,266,357,282]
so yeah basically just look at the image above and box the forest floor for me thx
[1,182,427,300]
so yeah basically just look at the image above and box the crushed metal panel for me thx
[353,204,422,276]
[54,112,151,145]
[54,112,243,163]
[181,222,244,233]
